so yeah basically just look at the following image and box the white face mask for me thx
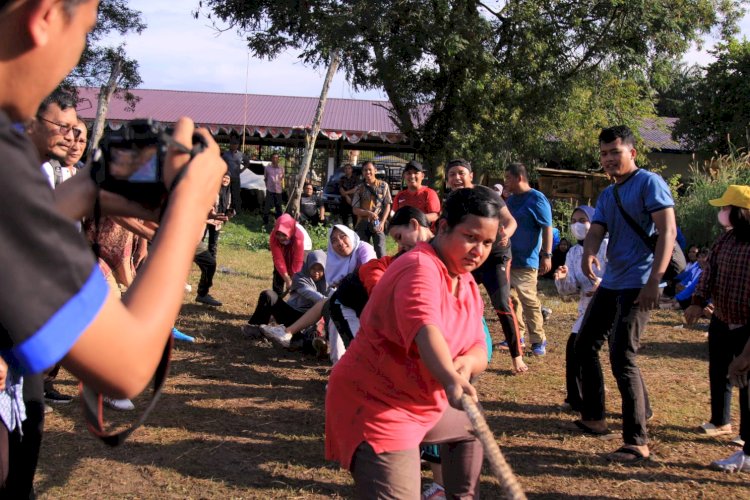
[570,221,590,241]
[718,208,732,228]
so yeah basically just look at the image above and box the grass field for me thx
[36,218,748,499]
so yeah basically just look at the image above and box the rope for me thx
[460,394,527,500]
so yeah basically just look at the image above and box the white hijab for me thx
[326,224,364,286]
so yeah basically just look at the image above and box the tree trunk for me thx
[286,51,340,219]
[89,57,123,153]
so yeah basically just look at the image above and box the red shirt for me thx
[391,186,441,217]
[269,214,304,276]
[325,243,486,469]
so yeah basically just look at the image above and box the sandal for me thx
[606,446,649,464]
[574,420,618,440]
[699,422,732,436]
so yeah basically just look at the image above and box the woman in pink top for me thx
[269,214,305,294]
[326,187,502,498]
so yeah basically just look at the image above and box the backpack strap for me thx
[612,179,655,252]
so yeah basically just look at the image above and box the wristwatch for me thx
[541,251,552,258]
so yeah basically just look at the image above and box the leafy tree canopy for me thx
[674,38,750,153]
[198,0,745,177]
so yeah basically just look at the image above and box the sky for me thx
[106,2,749,101]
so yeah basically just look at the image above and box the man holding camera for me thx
[0,1,226,495]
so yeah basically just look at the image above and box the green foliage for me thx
[674,38,750,153]
[198,0,742,181]
[676,152,750,245]
[551,198,578,242]
[221,213,270,251]
[304,223,331,250]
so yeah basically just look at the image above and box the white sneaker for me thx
[710,450,750,473]
[260,324,291,348]
[421,482,446,500]
[184,283,192,293]
[103,397,135,411]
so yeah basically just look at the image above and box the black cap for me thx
[446,158,472,172]
[404,160,423,172]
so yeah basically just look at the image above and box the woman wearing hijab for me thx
[325,224,376,362]
[269,213,306,294]
[244,250,329,347]
[326,187,501,498]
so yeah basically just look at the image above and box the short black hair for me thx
[389,206,429,230]
[504,162,528,180]
[441,186,502,229]
[37,88,77,117]
[599,125,635,147]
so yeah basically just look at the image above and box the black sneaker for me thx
[44,388,73,405]
[196,294,222,306]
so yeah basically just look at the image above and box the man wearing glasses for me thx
[27,89,80,188]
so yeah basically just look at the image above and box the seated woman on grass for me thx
[261,207,434,357]
[326,187,501,498]
[242,250,328,347]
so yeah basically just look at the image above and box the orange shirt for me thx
[391,186,441,216]
[325,242,486,469]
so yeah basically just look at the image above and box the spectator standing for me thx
[63,118,87,175]
[205,172,232,259]
[575,125,677,463]
[446,158,527,374]
[504,162,553,356]
[263,153,284,226]
[352,161,392,258]
[391,160,441,225]
[221,136,244,213]
[685,185,750,472]
[299,182,326,226]
[338,163,358,227]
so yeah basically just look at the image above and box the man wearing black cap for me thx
[392,160,441,224]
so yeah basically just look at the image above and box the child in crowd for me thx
[685,185,750,472]
[269,214,306,294]
[553,206,607,412]
[244,250,329,347]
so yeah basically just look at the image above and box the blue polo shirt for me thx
[592,169,674,290]
[506,189,553,269]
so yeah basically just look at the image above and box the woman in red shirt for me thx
[269,214,305,294]
[326,186,502,498]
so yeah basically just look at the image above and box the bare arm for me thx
[635,207,676,310]
[61,118,225,398]
[498,206,517,245]
[539,225,553,274]
[110,216,156,241]
[582,223,606,280]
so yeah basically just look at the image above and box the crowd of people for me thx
[1,1,749,498]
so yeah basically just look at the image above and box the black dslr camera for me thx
[91,119,206,207]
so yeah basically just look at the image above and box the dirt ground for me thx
[36,248,748,499]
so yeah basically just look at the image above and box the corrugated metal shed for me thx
[75,87,406,145]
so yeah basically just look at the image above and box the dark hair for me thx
[599,125,635,147]
[504,162,528,181]
[729,206,750,242]
[303,181,313,189]
[389,206,430,231]
[446,158,471,172]
[362,160,375,169]
[37,88,77,117]
[441,186,501,229]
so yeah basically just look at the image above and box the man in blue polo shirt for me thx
[575,125,677,464]
[505,163,553,356]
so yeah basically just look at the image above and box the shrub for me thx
[676,151,750,246]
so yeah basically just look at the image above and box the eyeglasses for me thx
[37,116,82,139]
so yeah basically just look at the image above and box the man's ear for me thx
[437,218,448,235]
[26,0,62,48]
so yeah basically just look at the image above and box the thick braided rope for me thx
[461,394,527,500]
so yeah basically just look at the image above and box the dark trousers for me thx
[205,224,219,259]
[43,363,61,393]
[575,287,652,446]
[248,289,305,326]
[472,254,522,358]
[272,268,286,295]
[329,297,355,348]
[230,176,242,212]
[263,191,283,225]
[355,220,386,258]
[565,332,583,410]
[339,202,354,227]
[194,248,216,297]
[707,317,750,454]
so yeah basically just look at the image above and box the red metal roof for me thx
[75,87,406,145]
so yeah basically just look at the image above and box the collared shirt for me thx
[264,164,284,193]
[695,230,750,325]
[351,180,392,217]
[392,185,441,216]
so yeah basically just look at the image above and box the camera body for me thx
[91,118,206,207]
